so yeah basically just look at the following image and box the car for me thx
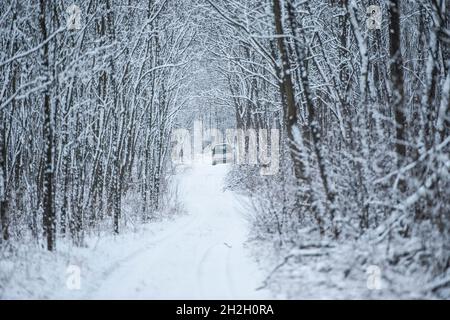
[211,143,234,165]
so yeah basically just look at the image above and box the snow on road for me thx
[89,160,269,299]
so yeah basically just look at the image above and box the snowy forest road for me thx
[88,161,269,299]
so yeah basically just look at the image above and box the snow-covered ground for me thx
[0,159,271,299]
[89,160,270,299]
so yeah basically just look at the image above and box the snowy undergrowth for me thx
[227,165,450,299]
[248,230,450,299]
[0,214,188,299]
[0,177,185,299]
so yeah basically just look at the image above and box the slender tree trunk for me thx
[286,0,338,235]
[389,0,406,169]
[40,0,55,251]
[0,110,8,241]
[272,0,307,181]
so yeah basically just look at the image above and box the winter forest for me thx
[0,0,449,299]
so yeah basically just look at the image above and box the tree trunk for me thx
[272,0,307,181]
[389,0,406,170]
[0,110,8,241]
[39,0,55,251]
